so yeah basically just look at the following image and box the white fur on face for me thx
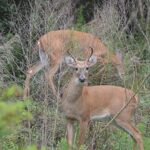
[74,77,80,84]
[74,77,87,85]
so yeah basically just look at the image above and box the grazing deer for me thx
[62,49,143,150]
[23,29,124,97]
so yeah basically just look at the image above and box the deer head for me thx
[64,47,97,84]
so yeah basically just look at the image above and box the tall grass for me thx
[0,0,149,149]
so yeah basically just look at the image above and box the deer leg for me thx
[23,61,44,98]
[78,120,88,149]
[44,63,60,96]
[100,51,124,78]
[66,119,74,150]
[115,119,144,150]
[97,52,124,79]
[111,52,124,78]
[115,64,125,79]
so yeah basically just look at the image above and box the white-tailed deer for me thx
[62,49,143,150]
[24,29,124,97]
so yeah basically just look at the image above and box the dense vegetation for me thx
[0,0,150,149]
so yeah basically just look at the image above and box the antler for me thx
[67,47,93,62]
[87,47,94,61]
[67,50,76,63]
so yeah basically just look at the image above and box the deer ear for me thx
[64,56,76,67]
[88,55,97,67]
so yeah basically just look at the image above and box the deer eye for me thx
[75,68,78,71]
[86,67,89,70]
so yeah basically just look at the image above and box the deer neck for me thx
[64,76,87,103]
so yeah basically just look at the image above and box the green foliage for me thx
[138,123,150,150]
[0,100,30,136]
[22,145,46,150]
[25,145,37,150]
[79,145,86,150]
[143,136,150,150]
[111,130,133,150]
[0,85,22,101]
[0,85,31,136]
[75,5,86,31]
[0,0,150,149]
[5,42,25,83]
[56,137,86,150]
[0,0,15,33]
[56,138,69,150]
[0,85,32,150]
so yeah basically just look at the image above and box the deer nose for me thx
[79,78,85,82]
[79,76,86,83]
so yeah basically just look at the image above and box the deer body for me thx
[38,30,108,56]
[24,29,124,97]
[63,51,143,150]
[63,84,137,122]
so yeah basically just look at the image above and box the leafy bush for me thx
[0,0,150,149]
[0,85,32,150]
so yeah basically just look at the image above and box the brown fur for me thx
[24,29,124,97]
[62,56,143,150]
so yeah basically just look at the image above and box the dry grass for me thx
[0,0,150,149]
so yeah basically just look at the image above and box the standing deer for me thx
[23,29,124,97]
[62,49,143,150]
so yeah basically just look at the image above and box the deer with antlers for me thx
[62,48,143,150]
[23,29,124,97]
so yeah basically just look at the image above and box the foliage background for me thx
[0,0,150,149]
